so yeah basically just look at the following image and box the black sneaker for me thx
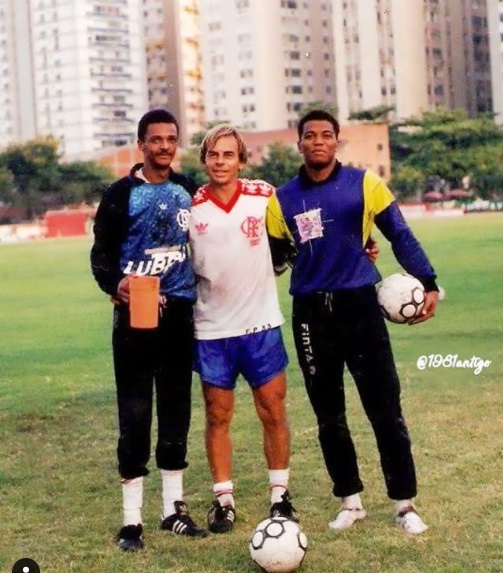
[269,490,299,522]
[160,501,208,538]
[207,500,236,533]
[117,524,144,551]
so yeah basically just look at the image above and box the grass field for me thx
[0,213,502,573]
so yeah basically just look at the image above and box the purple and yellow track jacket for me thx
[267,162,437,296]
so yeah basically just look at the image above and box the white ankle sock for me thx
[213,480,235,508]
[394,499,414,514]
[269,469,289,504]
[122,476,143,526]
[341,493,363,510]
[161,469,184,518]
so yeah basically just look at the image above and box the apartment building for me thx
[0,0,147,157]
[488,0,503,123]
[199,0,336,130]
[453,0,492,115]
[1,0,499,157]
[143,0,205,144]
[332,0,429,122]
[332,0,493,122]
[0,0,36,144]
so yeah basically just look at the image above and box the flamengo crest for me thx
[240,216,264,246]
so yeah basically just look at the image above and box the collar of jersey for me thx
[205,179,243,213]
[299,160,342,188]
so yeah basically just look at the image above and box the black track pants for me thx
[112,299,194,479]
[292,286,417,500]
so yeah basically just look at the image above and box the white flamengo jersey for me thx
[190,179,284,340]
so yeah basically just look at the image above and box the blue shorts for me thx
[194,327,289,390]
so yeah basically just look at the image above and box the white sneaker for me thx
[328,507,367,530]
[395,507,428,534]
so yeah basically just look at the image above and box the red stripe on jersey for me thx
[241,179,274,197]
[192,187,211,206]
[192,179,273,210]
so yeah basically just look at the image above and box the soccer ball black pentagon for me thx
[249,517,308,573]
[377,273,425,324]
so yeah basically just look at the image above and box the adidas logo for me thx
[171,519,189,535]
[195,222,208,234]
[159,203,168,210]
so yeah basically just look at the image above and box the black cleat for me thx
[160,501,208,538]
[207,500,236,533]
[269,490,299,522]
[117,523,144,551]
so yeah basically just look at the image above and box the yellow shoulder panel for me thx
[266,193,294,241]
[362,170,395,244]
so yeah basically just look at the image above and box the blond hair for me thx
[199,124,248,164]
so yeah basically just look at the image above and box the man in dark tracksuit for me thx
[91,109,207,551]
[267,109,439,535]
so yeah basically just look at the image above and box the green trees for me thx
[3,108,503,221]
[0,137,113,220]
[348,105,394,123]
[58,161,115,205]
[179,147,207,187]
[390,109,503,200]
[246,142,302,187]
[0,137,60,219]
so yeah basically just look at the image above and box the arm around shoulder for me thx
[266,192,297,275]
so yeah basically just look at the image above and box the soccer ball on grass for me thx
[377,273,425,324]
[249,517,308,573]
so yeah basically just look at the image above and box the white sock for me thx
[341,493,363,510]
[161,469,184,519]
[269,468,289,504]
[121,476,143,526]
[213,480,235,508]
[394,499,414,514]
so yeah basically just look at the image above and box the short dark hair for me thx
[297,109,340,140]
[137,109,179,141]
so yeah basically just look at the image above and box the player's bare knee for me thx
[205,402,233,430]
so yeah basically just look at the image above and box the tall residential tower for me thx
[143,0,205,144]
[332,0,429,122]
[332,0,493,122]
[199,0,336,130]
[488,0,503,123]
[0,0,147,157]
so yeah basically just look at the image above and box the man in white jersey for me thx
[189,125,297,533]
